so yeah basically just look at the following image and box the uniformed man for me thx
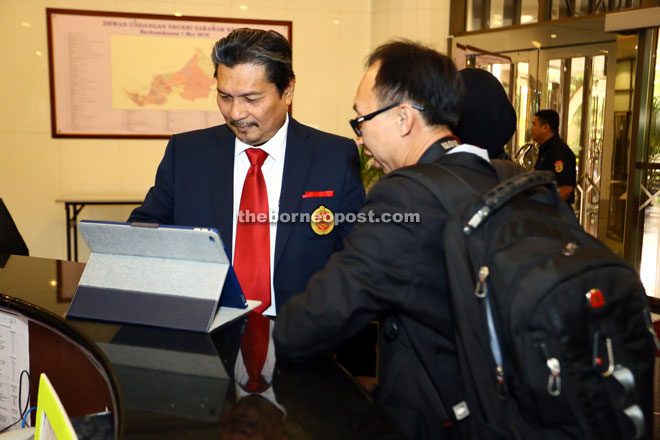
[530,109,577,204]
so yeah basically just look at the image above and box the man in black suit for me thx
[129,28,365,316]
[274,42,504,439]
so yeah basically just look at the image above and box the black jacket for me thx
[535,135,577,204]
[0,198,28,258]
[274,146,499,439]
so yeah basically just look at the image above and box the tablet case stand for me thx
[66,221,260,332]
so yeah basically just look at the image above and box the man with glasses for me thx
[275,41,502,439]
[129,28,365,316]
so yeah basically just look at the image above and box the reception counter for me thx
[0,255,403,440]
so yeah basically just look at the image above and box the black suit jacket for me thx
[0,198,28,257]
[274,145,499,439]
[129,118,365,310]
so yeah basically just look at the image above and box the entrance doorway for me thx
[457,40,616,241]
[452,14,660,298]
[538,44,615,238]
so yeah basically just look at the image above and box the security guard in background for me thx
[530,109,577,205]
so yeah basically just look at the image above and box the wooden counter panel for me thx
[29,321,113,418]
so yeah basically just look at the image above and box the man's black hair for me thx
[535,109,560,135]
[366,40,462,127]
[212,28,295,96]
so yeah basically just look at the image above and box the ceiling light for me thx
[332,20,340,25]
[174,12,183,17]
[239,5,248,9]
[21,22,31,27]
[531,40,541,48]
[550,33,557,39]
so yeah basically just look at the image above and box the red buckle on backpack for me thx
[586,289,605,308]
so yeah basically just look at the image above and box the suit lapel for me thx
[207,125,236,261]
[274,118,313,269]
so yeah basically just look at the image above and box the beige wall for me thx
[372,0,450,49]
[0,0,449,261]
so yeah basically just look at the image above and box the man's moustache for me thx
[230,120,259,128]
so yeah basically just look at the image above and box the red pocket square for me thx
[302,191,334,198]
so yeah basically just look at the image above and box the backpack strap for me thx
[462,171,557,234]
[389,155,527,210]
[490,158,526,181]
[392,157,558,235]
[385,315,470,430]
[388,163,478,212]
[382,163,481,429]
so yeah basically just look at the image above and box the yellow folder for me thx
[33,374,78,440]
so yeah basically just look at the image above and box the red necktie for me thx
[240,313,271,393]
[234,148,271,314]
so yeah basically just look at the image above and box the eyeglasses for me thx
[349,103,424,137]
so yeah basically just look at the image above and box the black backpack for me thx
[392,158,658,440]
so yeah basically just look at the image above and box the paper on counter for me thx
[0,312,29,431]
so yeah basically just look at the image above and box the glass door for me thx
[457,40,619,247]
[607,34,637,256]
[538,43,616,239]
[636,30,660,297]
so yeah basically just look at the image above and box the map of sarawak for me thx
[124,49,214,107]
[111,36,217,111]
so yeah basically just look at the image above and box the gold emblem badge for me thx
[311,205,334,235]
[554,160,564,173]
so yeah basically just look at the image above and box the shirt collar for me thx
[446,143,490,162]
[234,113,289,162]
[419,141,490,164]
[538,134,559,152]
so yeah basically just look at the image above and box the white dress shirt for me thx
[233,319,285,414]
[231,114,289,317]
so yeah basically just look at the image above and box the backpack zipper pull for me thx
[546,357,561,396]
[592,331,615,377]
[464,206,491,234]
[475,266,489,298]
[477,265,507,398]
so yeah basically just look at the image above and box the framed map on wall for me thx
[46,9,292,138]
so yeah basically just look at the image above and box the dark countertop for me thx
[0,254,403,440]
